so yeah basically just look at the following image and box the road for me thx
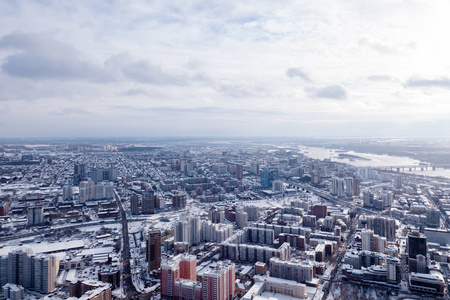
[114,189,138,299]
[321,216,358,300]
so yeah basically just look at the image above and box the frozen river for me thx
[298,146,450,179]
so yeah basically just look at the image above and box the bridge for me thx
[373,164,450,172]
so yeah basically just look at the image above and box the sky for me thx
[1,0,450,138]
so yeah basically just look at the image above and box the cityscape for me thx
[0,138,450,299]
[2,1,450,299]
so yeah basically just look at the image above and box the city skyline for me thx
[1,1,450,137]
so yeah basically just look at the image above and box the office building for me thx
[147,230,161,271]
[260,168,274,188]
[408,232,427,273]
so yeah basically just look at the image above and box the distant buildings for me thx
[79,180,114,203]
[90,167,117,183]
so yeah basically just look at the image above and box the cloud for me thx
[405,77,450,89]
[121,60,185,85]
[305,85,347,100]
[286,68,312,82]
[0,32,112,82]
[0,32,186,86]
[367,74,398,82]
[359,36,414,55]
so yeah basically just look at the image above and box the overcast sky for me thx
[1,1,450,138]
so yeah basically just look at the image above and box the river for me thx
[298,146,450,179]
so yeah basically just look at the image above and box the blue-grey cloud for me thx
[405,77,450,88]
[305,85,347,100]
[286,68,312,82]
[0,32,186,86]
[0,32,112,82]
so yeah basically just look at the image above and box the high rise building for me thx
[362,191,374,208]
[250,162,260,175]
[131,194,140,215]
[161,255,198,299]
[32,255,59,293]
[161,260,180,298]
[236,210,248,228]
[188,215,201,246]
[62,186,73,200]
[8,249,32,288]
[344,177,353,197]
[179,256,197,281]
[236,164,243,180]
[172,190,187,210]
[7,250,59,293]
[272,180,284,193]
[260,168,274,188]
[352,178,361,196]
[311,205,328,219]
[269,258,314,283]
[244,206,259,221]
[365,216,396,241]
[73,164,86,185]
[142,190,155,214]
[209,208,225,224]
[394,175,403,189]
[408,232,427,273]
[27,206,44,226]
[202,261,235,300]
[331,177,345,198]
[426,208,440,227]
[90,167,117,183]
[147,230,161,271]
[175,220,189,244]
